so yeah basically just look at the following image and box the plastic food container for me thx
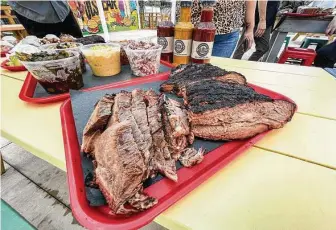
[40,42,86,73]
[125,42,163,77]
[21,51,83,94]
[81,43,120,77]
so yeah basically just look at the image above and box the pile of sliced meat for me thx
[82,63,296,215]
[81,89,202,215]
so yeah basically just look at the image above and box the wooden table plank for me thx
[0,24,25,32]
[1,77,65,170]
[211,57,334,79]
[156,147,336,230]
[254,113,336,169]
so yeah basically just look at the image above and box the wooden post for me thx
[1,151,5,175]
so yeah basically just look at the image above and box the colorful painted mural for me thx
[102,0,139,32]
[69,0,103,35]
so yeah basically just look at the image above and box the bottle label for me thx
[191,41,214,59]
[174,39,192,56]
[158,36,174,53]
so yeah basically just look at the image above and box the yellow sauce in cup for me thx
[82,44,121,77]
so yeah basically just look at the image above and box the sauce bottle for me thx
[157,0,174,63]
[173,0,193,65]
[191,0,216,64]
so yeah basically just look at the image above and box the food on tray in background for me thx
[7,55,22,67]
[2,36,17,46]
[81,43,120,77]
[41,34,60,44]
[12,44,41,55]
[59,34,76,43]
[296,6,320,14]
[1,43,12,53]
[114,40,134,65]
[18,50,83,94]
[125,41,162,77]
[76,35,105,45]
[88,19,99,33]
[41,42,86,73]
[20,36,41,47]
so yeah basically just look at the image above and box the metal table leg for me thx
[262,31,288,63]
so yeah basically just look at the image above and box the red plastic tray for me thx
[60,73,297,230]
[1,51,8,57]
[19,60,174,104]
[1,60,26,72]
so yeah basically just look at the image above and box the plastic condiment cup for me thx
[40,42,86,73]
[21,51,83,94]
[124,44,163,77]
[81,43,121,77]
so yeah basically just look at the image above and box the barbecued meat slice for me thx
[179,148,205,167]
[131,89,153,178]
[94,121,156,214]
[107,91,151,167]
[185,81,296,140]
[144,90,177,182]
[161,95,193,160]
[81,94,114,155]
[160,63,246,96]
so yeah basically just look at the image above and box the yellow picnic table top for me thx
[1,57,336,229]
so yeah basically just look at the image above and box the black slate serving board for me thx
[70,81,226,206]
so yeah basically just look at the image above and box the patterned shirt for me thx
[176,0,246,35]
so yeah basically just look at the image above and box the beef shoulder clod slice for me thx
[145,90,177,182]
[81,94,114,155]
[160,64,247,96]
[94,121,156,214]
[186,81,296,140]
[161,95,193,160]
[108,91,151,167]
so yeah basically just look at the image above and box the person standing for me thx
[314,16,336,68]
[190,0,257,58]
[233,0,280,61]
[8,0,85,38]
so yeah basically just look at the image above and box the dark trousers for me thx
[233,26,272,61]
[15,11,83,38]
[314,40,336,68]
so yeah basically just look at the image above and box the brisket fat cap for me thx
[184,81,273,114]
[160,63,247,94]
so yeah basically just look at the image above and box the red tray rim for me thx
[19,60,174,104]
[60,74,297,230]
[1,59,26,72]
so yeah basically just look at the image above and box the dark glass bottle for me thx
[191,0,216,64]
[157,0,174,63]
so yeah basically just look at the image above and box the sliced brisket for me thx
[94,121,155,214]
[144,90,178,182]
[161,95,193,160]
[179,148,205,167]
[81,94,114,155]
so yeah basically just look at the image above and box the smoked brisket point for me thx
[160,63,247,95]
